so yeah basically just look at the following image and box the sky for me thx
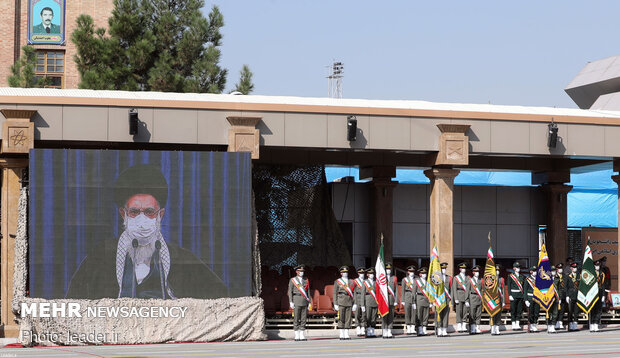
[209,1,620,109]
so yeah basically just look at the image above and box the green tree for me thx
[232,64,254,95]
[8,46,48,88]
[72,0,252,93]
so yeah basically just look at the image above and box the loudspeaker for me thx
[347,116,357,141]
[547,122,558,148]
[129,109,139,135]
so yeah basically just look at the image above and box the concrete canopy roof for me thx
[565,54,620,109]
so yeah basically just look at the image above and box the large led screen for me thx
[29,149,252,299]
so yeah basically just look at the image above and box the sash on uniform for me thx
[510,273,523,293]
[454,274,468,292]
[526,277,535,296]
[469,277,482,297]
[386,276,396,299]
[355,278,364,289]
[292,277,310,302]
[415,278,431,301]
[405,277,414,290]
[443,276,452,300]
[337,278,354,298]
[364,280,378,303]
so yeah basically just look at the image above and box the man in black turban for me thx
[66,165,226,299]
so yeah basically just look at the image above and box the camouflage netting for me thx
[253,165,352,270]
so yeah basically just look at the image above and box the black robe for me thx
[65,239,227,299]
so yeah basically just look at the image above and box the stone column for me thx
[533,170,572,266]
[0,109,35,338]
[361,166,397,264]
[424,168,460,271]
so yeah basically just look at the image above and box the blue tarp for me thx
[325,166,619,228]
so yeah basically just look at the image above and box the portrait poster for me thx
[29,149,253,300]
[28,0,65,44]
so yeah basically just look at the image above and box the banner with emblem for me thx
[428,239,447,314]
[577,242,599,314]
[482,235,501,316]
[375,235,390,317]
[533,243,556,311]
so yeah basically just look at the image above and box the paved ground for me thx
[1,328,620,358]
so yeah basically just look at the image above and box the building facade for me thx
[0,0,113,89]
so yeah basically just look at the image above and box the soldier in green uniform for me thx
[400,265,417,335]
[333,266,354,340]
[508,262,525,330]
[364,268,378,337]
[438,262,452,337]
[524,266,540,332]
[554,263,567,330]
[451,262,470,332]
[288,265,311,341]
[467,265,483,334]
[490,264,505,335]
[547,265,559,333]
[383,263,397,338]
[414,267,431,336]
[353,267,367,336]
[566,262,580,331]
[590,259,609,332]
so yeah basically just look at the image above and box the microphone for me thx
[155,240,167,299]
[131,239,139,298]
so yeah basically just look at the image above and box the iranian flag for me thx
[375,240,390,317]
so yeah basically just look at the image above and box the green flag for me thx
[577,243,599,314]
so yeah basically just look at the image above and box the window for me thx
[35,51,64,88]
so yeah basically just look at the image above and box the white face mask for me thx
[369,274,374,280]
[341,273,348,279]
[358,274,365,280]
[531,272,537,277]
[514,268,520,273]
[594,265,600,271]
[420,274,427,280]
[459,269,466,274]
[551,271,556,276]
[124,212,160,245]
[441,269,446,274]
[408,272,414,278]
[386,269,391,275]
[572,268,577,273]
[297,271,304,277]
[557,268,563,274]
[474,272,479,278]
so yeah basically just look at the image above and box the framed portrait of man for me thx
[612,292,620,308]
[28,0,65,44]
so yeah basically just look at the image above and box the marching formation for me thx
[287,237,612,341]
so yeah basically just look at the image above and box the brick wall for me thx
[0,0,114,89]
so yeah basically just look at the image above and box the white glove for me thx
[566,297,570,304]
[509,296,514,301]
[413,304,417,310]
[352,304,358,311]
[525,301,530,307]
[602,296,606,303]
[361,306,366,312]
[334,305,339,311]
[465,301,470,307]
[289,302,294,309]
[394,302,398,307]
[455,299,459,304]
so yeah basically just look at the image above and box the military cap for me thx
[551,265,556,270]
[570,262,578,268]
[418,267,428,274]
[529,266,537,272]
[385,263,393,270]
[512,262,521,268]
[555,263,564,269]
[357,267,366,274]
[457,262,468,269]
[440,262,449,268]
[472,265,481,272]
[407,265,416,272]
[594,259,601,266]
[366,267,375,274]
[295,265,305,272]
[114,164,168,208]
[495,263,503,270]
[339,266,349,273]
